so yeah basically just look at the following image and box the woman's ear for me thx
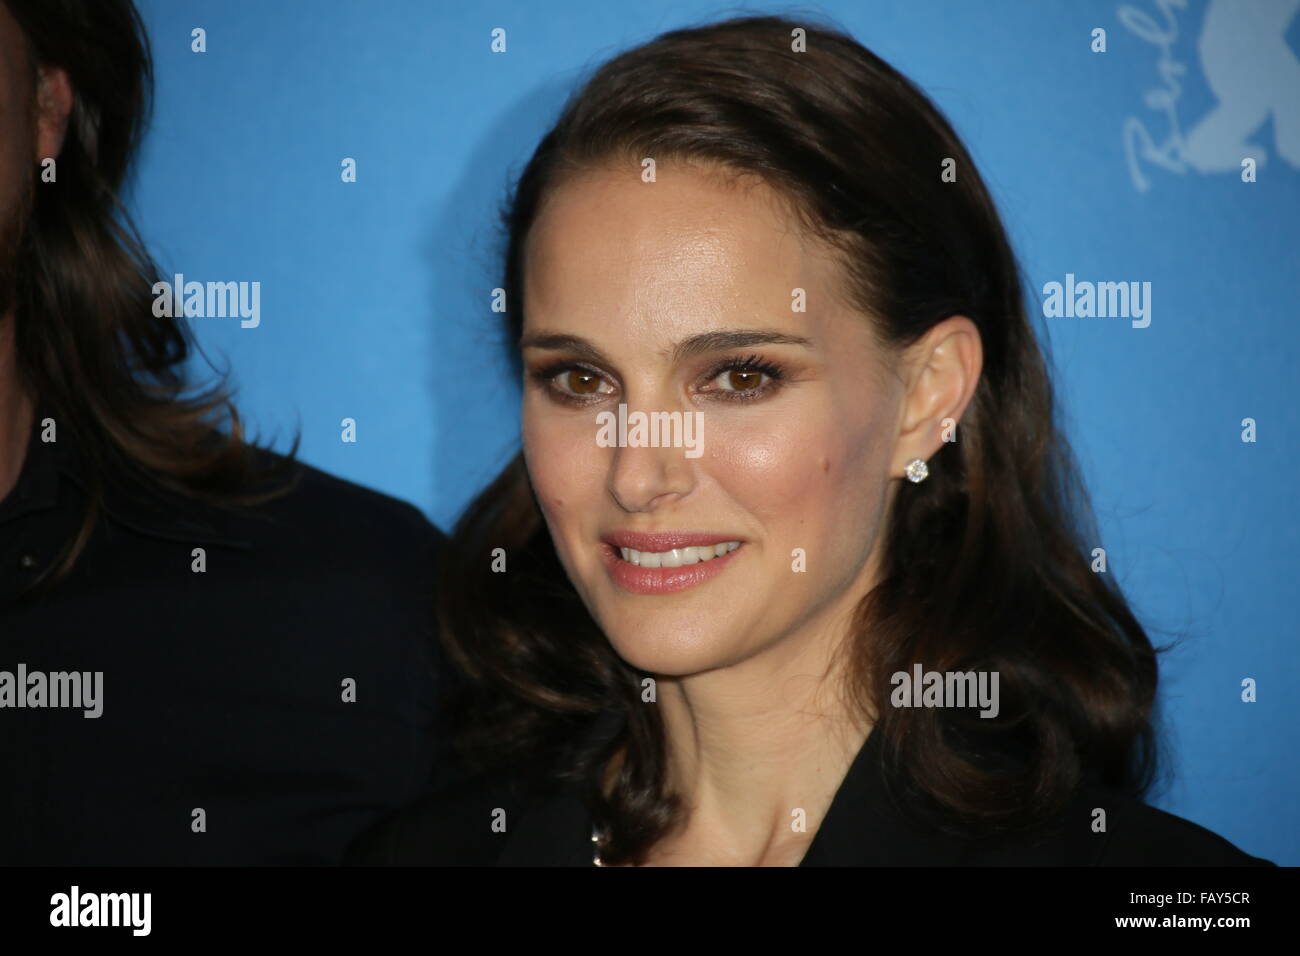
[34,63,74,164]
[891,315,983,477]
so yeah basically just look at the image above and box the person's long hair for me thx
[436,14,1160,865]
[4,0,294,591]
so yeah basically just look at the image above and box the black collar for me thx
[0,403,256,550]
[798,725,967,865]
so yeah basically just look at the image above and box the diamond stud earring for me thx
[904,458,929,483]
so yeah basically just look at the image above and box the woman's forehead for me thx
[522,166,851,321]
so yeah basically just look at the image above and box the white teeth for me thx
[617,541,740,566]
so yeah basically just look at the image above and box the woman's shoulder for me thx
[1081,787,1274,866]
[962,782,1274,867]
[345,763,567,866]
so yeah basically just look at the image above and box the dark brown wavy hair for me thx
[4,0,294,590]
[436,14,1161,864]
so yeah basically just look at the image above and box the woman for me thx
[349,14,1272,866]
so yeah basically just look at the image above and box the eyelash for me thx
[529,353,786,405]
[704,354,785,401]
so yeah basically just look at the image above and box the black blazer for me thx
[0,409,450,864]
[346,722,1274,866]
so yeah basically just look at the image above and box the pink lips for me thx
[600,531,744,595]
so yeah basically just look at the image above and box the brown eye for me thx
[567,370,602,394]
[702,356,782,401]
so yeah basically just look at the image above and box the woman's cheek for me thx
[706,411,837,510]
[524,410,604,516]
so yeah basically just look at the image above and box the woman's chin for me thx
[602,625,747,678]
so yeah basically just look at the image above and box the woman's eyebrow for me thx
[518,328,814,363]
[518,332,608,363]
[669,329,814,361]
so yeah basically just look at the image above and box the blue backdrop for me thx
[130,0,1299,863]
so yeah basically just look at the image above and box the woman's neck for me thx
[646,609,872,866]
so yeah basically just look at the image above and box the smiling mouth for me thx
[598,536,745,595]
[616,541,741,567]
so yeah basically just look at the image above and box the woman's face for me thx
[520,164,908,677]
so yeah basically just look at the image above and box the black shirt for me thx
[0,411,449,864]
[345,720,1275,866]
